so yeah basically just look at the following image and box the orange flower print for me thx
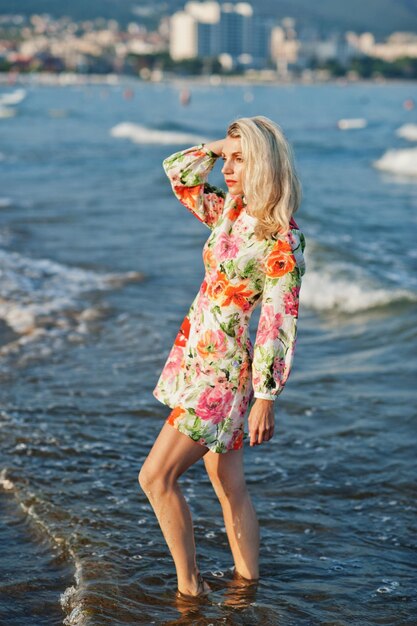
[196,329,228,360]
[174,315,191,347]
[226,195,244,221]
[264,239,296,278]
[202,247,217,272]
[174,184,203,215]
[227,204,242,221]
[166,405,185,426]
[237,359,250,392]
[222,283,254,311]
[206,270,230,301]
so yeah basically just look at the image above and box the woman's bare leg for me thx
[203,447,259,580]
[138,422,210,595]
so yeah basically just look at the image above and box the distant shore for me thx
[0,71,415,88]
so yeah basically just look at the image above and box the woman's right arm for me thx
[162,140,226,230]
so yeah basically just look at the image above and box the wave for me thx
[373,147,417,177]
[110,122,205,145]
[0,248,143,334]
[61,560,88,626]
[0,248,144,361]
[0,88,26,106]
[301,268,417,314]
[396,123,417,142]
[337,118,367,130]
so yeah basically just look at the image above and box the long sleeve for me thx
[162,143,226,230]
[252,230,306,401]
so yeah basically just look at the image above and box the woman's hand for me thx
[202,139,226,157]
[248,399,275,447]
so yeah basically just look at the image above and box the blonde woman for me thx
[138,116,306,598]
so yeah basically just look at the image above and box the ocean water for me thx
[0,77,416,625]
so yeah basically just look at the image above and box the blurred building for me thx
[270,17,300,77]
[169,1,273,69]
[346,31,417,60]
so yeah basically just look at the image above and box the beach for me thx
[0,78,416,624]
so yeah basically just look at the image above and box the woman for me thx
[138,115,306,599]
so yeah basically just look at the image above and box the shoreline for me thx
[0,70,415,88]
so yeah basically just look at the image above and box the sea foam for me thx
[373,147,417,177]
[0,248,143,334]
[396,123,417,142]
[300,268,416,314]
[0,88,26,106]
[110,122,205,145]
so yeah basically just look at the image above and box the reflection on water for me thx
[171,569,259,623]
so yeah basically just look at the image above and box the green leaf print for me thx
[242,258,257,277]
[264,372,276,391]
[254,345,268,362]
[289,267,302,287]
[219,312,241,338]
[254,277,264,293]
[163,154,179,168]
[204,182,226,199]
[222,259,237,278]
[181,172,202,186]
[218,416,234,435]
[219,368,231,381]
[279,327,291,345]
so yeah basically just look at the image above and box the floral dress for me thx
[152,143,306,454]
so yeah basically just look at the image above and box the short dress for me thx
[152,143,306,454]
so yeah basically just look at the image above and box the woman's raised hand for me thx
[248,399,275,447]
[202,139,226,157]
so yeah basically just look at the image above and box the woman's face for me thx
[221,136,245,196]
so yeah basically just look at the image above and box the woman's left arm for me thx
[248,232,305,444]
[252,263,302,401]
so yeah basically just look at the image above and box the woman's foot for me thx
[176,571,212,599]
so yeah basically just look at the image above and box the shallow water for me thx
[0,78,416,624]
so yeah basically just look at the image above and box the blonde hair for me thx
[226,115,302,241]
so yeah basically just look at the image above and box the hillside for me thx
[1,0,417,37]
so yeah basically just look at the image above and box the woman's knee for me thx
[138,461,174,496]
[137,463,150,491]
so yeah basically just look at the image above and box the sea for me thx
[0,75,416,625]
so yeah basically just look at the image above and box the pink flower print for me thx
[214,232,242,261]
[252,372,261,388]
[273,355,285,383]
[196,386,234,424]
[256,304,283,345]
[195,360,216,378]
[283,286,300,316]
[163,345,184,381]
[238,393,250,416]
[198,291,210,311]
